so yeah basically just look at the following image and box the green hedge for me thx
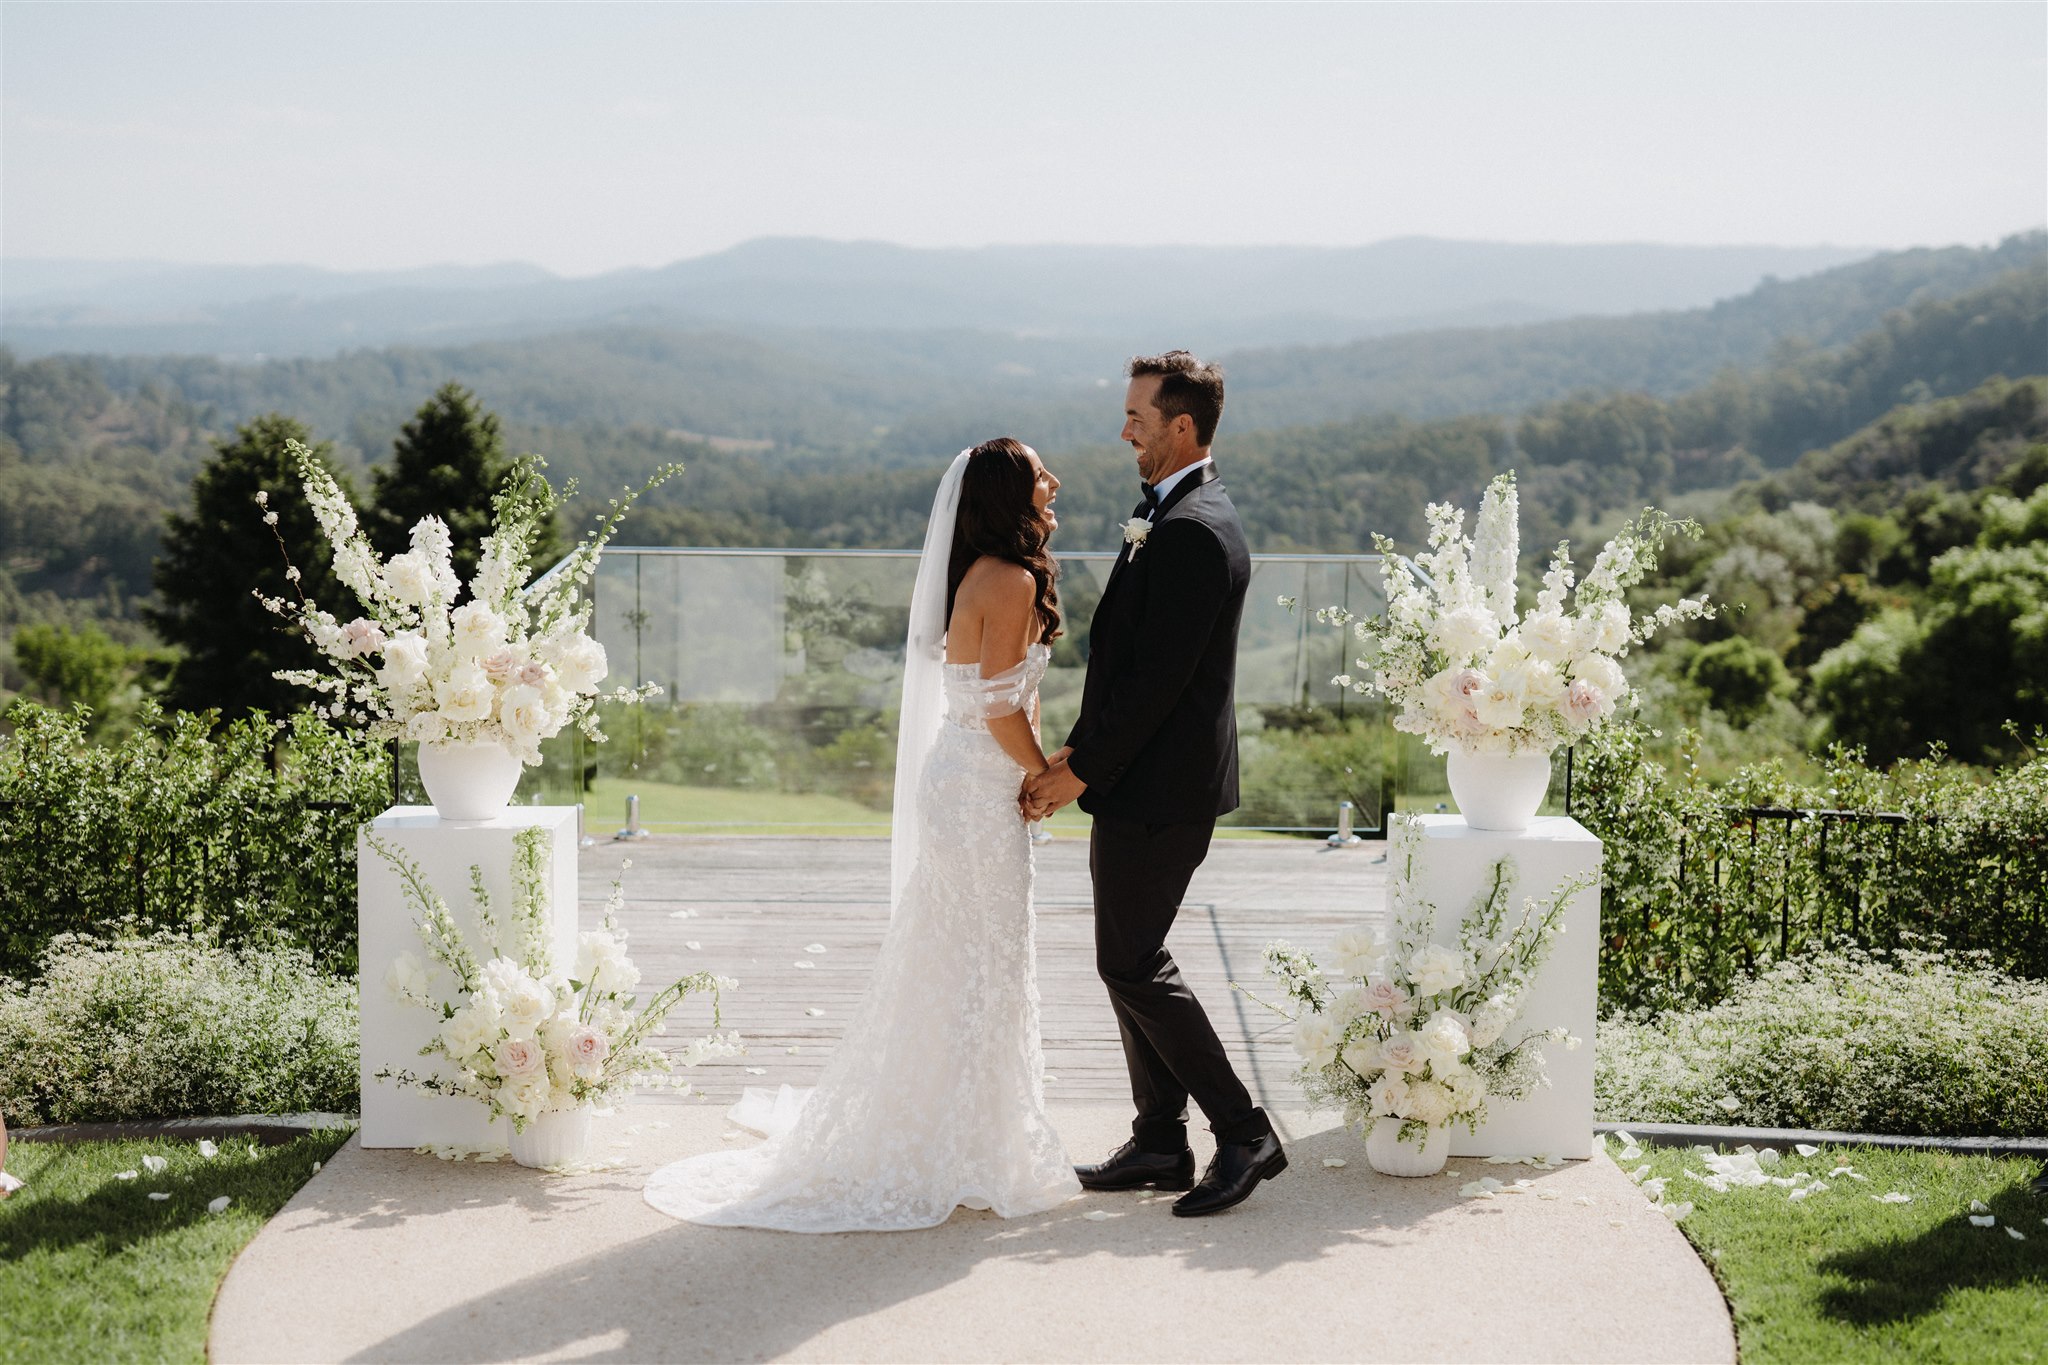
[0,701,390,979]
[1574,720,2048,1011]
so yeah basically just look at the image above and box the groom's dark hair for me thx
[1128,350,1225,446]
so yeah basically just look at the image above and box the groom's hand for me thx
[1025,752,1086,817]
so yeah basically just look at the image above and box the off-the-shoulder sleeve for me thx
[968,656,1037,720]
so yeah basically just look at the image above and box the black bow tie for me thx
[1140,482,1161,510]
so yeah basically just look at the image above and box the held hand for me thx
[1024,755,1087,818]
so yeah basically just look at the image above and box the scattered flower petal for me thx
[142,1155,168,1174]
[804,944,827,954]
[1083,1209,1113,1221]
[1756,1148,1780,1165]
[1537,1190,1561,1200]
[115,1170,138,1180]
[1872,1192,1912,1204]
[2007,1226,2026,1241]
[197,1140,219,1159]
[1322,1158,1347,1168]
[1971,1199,1991,1213]
[1609,1218,1627,1227]
[1794,1143,1821,1157]
[148,1192,171,1201]
[1611,1129,1636,1148]
[207,1196,232,1214]
[684,941,701,951]
[1573,1196,1594,1206]
[1618,1146,1644,1162]
[804,1008,825,1017]
[785,1046,799,1054]
[743,1067,768,1075]
[1969,1214,1996,1228]
[1714,1096,1741,1113]
[1657,1201,1694,1221]
[793,961,815,970]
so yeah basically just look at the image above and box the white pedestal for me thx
[356,806,579,1150]
[1413,815,1602,1160]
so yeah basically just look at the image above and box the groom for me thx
[1023,350,1285,1217]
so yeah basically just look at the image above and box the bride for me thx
[644,437,1083,1232]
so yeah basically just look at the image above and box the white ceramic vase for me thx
[1364,1116,1451,1177]
[416,739,523,822]
[1444,748,1553,832]
[508,1105,591,1169]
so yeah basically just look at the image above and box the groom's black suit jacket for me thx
[1065,463,1250,824]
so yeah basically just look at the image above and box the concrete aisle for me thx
[211,1105,1733,1365]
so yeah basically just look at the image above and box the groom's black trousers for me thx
[1089,813,1271,1153]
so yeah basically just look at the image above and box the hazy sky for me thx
[3,2,2042,275]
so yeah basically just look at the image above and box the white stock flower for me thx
[434,662,495,724]
[1293,1015,1341,1070]
[1593,600,1632,653]
[378,633,430,689]
[1468,996,1515,1049]
[1403,1078,1455,1126]
[1340,1038,1381,1078]
[1444,1069,1488,1112]
[1429,605,1498,665]
[575,930,640,994]
[451,602,509,658]
[1407,943,1468,997]
[1330,927,1387,979]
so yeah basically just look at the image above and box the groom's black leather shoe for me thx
[1171,1131,1287,1217]
[1075,1140,1196,1192]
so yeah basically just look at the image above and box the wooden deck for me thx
[578,833,1391,1115]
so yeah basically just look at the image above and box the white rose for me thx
[1407,943,1468,998]
[1594,600,1632,653]
[451,601,508,659]
[504,1072,553,1121]
[484,960,555,1040]
[378,633,430,689]
[1376,1032,1425,1074]
[550,634,608,695]
[1419,1012,1471,1063]
[384,551,436,605]
[1369,1073,1410,1117]
[1471,672,1527,730]
[434,662,495,724]
[1292,1015,1341,1070]
[498,683,552,744]
[1429,605,1498,664]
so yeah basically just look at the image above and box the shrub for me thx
[1595,943,2048,1137]
[1573,718,2048,1011]
[1684,635,1789,724]
[0,699,390,978]
[0,928,359,1127]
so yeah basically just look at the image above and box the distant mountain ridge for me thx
[0,235,1879,359]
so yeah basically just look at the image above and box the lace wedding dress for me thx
[643,642,1081,1232]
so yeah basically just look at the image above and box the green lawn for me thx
[0,1130,353,1365]
[581,775,1294,840]
[1626,1142,2047,1364]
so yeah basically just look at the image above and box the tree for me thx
[13,624,131,721]
[147,414,357,720]
[1685,636,1789,725]
[365,383,562,593]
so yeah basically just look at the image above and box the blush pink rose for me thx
[481,648,520,681]
[341,618,386,658]
[1564,679,1606,724]
[1361,978,1409,1020]
[518,661,552,689]
[566,1025,610,1077]
[493,1037,545,1079]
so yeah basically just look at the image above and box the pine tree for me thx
[147,414,357,720]
[366,382,563,594]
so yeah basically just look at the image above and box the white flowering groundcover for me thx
[1255,813,1593,1148]
[259,441,678,764]
[376,831,741,1131]
[1318,471,1711,755]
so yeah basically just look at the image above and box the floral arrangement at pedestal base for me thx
[1309,471,1712,830]
[1251,813,1595,1176]
[373,828,741,1167]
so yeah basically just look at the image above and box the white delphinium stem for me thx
[1471,473,1520,628]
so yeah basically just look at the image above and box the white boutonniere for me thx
[1122,517,1153,562]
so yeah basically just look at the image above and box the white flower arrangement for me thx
[1315,471,1712,756]
[372,831,742,1130]
[1254,813,1594,1147]
[257,440,680,764]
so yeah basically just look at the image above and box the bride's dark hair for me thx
[945,437,1061,644]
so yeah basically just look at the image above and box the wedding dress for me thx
[644,453,1080,1233]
